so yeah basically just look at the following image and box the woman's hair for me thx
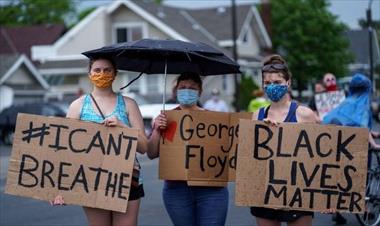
[262,54,292,81]
[175,72,203,89]
[88,57,117,74]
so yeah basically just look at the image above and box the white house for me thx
[0,54,50,108]
[31,0,272,105]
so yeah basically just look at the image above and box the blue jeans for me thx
[163,181,228,226]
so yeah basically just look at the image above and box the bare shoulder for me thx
[296,105,316,123]
[123,96,139,110]
[67,96,85,119]
[122,96,142,117]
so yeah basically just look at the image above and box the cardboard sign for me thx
[159,110,252,186]
[5,113,138,213]
[236,120,368,213]
[315,90,345,120]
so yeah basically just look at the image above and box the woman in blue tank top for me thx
[250,54,318,226]
[51,57,148,226]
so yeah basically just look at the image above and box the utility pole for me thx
[367,0,374,92]
[231,0,240,111]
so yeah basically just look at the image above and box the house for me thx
[0,54,50,110]
[0,24,66,60]
[31,0,272,105]
[0,24,66,108]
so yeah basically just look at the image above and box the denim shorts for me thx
[162,181,228,226]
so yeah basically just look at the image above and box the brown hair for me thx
[262,54,292,81]
[88,57,118,75]
[175,72,203,90]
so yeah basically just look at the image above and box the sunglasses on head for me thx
[262,63,287,72]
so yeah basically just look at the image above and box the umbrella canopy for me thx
[82,39,241,76]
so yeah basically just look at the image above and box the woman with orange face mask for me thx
[51,57,148,226]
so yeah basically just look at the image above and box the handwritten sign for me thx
[5,113,138,213]
[315,90,345,120]
[159,110,252,186]
[236,120,368,213]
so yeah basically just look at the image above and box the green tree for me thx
[235,74,259,110]
[0,0,75,26]
[270,0,353,96]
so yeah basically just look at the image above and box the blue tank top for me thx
[80,94,130,126]
[258,101,298,122]
[79,94,143,185]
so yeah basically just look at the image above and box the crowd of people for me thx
[49,54,378,226]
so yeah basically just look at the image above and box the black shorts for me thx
[128,184,145,201]
[250,207,313,222]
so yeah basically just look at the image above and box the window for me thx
[146,75,160,93]
[241,28,251,45]
[115,24,144,43]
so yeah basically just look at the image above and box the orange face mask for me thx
[89,71,115,88]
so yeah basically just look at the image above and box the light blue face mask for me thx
[177,89,199,106]
[264,84,288,102]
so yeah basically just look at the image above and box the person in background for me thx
[323,73,338,92]
[203,88,229,112]
[323,72,380,149]
[323,72,380,225]
[51,57,148,226]
[147,73,229,226]
[250,54,317,226]
[247,89,270,112]
[308,82,326,122]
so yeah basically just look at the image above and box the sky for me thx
[76,0,380,29]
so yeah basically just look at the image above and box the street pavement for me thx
[0,142,365,226]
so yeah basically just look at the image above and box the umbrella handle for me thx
[162,59,167,111]
[162,59,167,144]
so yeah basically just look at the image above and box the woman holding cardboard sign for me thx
[250,54,317,226]
[51,57,148,226]
[147,73,229,226]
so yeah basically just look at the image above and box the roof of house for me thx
[0,54,19,77]
[0,54,49,89]
[31,0,270,63]
[345,29,380,65]
[0,24,66,59]
[132,1,251,42]
[131,1,272,55]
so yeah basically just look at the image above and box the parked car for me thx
[139,103,178,135]
[121,92,178,135]
[0,102,67,145]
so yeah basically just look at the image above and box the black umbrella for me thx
[82,39,241,108]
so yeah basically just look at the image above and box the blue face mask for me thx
[177,89,199,106]
[264,84,288,102]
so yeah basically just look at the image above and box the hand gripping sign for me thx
[236,120,368,213]
[5,113,139,213]
[159,110,252,186]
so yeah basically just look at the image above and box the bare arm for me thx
[369,132,380,150]
[125,97,148,154]
[66,97,84,119]
[296,105,318,123]
[147,113,167,159]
